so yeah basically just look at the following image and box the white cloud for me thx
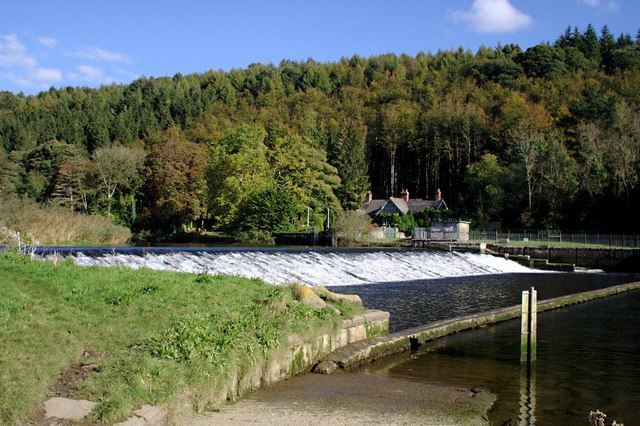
[32,67,62,82]
[69,46,131,63]
[38,36,58,48]
[0,34,63,89]
[580,0,619,10]
[451,0,533,33]
[67,64,115,84]
[0,34,37,68]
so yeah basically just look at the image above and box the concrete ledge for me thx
[44,397,96,420]
[318,282,640,373]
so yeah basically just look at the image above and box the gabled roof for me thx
[360,197,447,218]
[360,199,386,217]
[386,197,409,215]
[407,199,447,215]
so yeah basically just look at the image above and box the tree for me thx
[607,101,640,206]
[376,100,416,197]
[92,145,145,221]
[517,44,567,78]
[512,125,545,215]
[333,210,371,245]
[268,133,342,228]
[600,25,616,73]
[206,124,272,229]
[538,131,578,226]
[142,129,208,232]
[23,141,86,201]
[334,121,370,210]
[465,154,506,227]
[576,122,608,196]
[578,24,601,65]
[242,184,298,232]
[51,159,94,212]
[0,149,24,197]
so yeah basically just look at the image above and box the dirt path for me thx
[184,371,495,426]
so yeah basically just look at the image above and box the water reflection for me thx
[359,289,640,424]
[519,362,536,425]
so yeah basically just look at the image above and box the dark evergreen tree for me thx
[335,121,370,210]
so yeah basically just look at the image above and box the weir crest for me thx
[42,247,536,286]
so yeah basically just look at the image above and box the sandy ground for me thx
[183,371,495,426]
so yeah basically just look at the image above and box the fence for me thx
[470,229,640,248]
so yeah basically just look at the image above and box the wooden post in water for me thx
[520,290,530,363]
[529,287,537,361]
[520,287,537,423]
[521,287,537,363]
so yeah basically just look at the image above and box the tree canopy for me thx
[1,25,640,234]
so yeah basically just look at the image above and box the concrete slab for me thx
[114,416,147,426]
[133,404,167,425]
[44,397,96,420]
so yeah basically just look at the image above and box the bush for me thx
[234,229,275,245]
[333,210,371,245]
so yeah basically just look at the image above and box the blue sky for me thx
[1,0,638,95]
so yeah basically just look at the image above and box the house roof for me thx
[361,199,386,217]
[360,197,447,218]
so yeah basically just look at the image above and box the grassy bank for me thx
[0,252,349,424]
[0,195,131,246]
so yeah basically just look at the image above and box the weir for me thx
[39,247,535,286]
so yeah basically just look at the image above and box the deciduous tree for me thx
[92,145,145,221]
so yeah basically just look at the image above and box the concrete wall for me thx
[486,244,640,271]
[212,310,389,405]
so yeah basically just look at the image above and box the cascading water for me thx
[39,247,535,286]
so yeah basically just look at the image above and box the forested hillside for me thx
[1,25,639,236]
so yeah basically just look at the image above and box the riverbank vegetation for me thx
[1,25,640,240]
[0,195,131,246]
[0,252,352,424]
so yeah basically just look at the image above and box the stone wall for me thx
[214,310,390,405]
[486,244,640,271]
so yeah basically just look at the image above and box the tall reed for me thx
[0,195,131,246]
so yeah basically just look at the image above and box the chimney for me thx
[366,190,373,203]
[400,188,409,202]
[435,188,442,201]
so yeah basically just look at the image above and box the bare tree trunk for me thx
[389,148,396,197]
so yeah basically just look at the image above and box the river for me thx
[356,287,640,424]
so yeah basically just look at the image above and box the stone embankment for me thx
[413,240,640,272]
[485,243,640,272]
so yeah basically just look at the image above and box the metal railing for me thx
[470,229,640,248]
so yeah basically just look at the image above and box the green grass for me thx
[470,239,632,249]
[0,252,346,424]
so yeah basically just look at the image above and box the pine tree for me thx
[336,121,370,210]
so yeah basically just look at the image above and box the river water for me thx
[333,274,640,424]
[39,247,640,424]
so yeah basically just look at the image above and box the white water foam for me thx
[65,249,536,286]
